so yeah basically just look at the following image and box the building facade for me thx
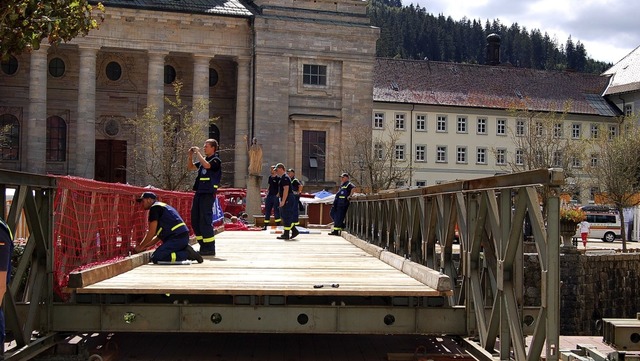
[372,57,623,204]
[0,0,379,190]
[602,45,640,120]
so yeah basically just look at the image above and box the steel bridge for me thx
[0,168,564,361]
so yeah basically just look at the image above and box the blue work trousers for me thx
[330,204,349,230]
[264,194,280,222]
[150,232,190,263]
[191,192,215,252]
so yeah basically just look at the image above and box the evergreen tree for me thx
[368,0,613,73]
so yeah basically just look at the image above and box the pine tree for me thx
[367,0,612,73]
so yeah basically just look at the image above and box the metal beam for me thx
[50,304,467,334]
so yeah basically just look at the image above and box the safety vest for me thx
[152,202,189,240]
[193,154,222,193]
[334,181,354,206]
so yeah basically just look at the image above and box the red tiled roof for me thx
[374,58,619,116]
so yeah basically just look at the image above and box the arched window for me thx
[164,65,176,84]
[208,123,220,144]
[209,68,219,87]
[0,114,20,160]
[46,116,67,161]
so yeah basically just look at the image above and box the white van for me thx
[575,212,622,242]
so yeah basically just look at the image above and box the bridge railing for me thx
[0,170,196,358]
[346,168,564,361]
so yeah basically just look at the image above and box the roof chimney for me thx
[486,33,501,66]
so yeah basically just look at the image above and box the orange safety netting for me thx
[53,176,195,299]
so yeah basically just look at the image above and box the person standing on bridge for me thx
[288,168,303,226]
[329,173,355,236]
[134,192,203,264]
[187,139,222,256]
[262,165,281,230]
[275,163,299,240]
[0,217,14,357]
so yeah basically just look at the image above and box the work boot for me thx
[261,224,268,230]
[277,230,290,240]
[199,243,216,256]
[328,230,340,236]
[291,226,299,239]
[185,245,204,263]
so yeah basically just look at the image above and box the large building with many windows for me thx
[0,0,379,190]
[371,56,626,204]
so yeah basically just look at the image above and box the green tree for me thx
[585,118,640,251]
[1,0,105,59]
[127,81,217,191]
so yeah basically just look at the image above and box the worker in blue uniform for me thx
[187,139,222,256]
[329,172,355,236]
[275,163,299,240]
[262,165,281,230]
[0,217,14,357]
[134,192,203,264]
[288,168,303,226]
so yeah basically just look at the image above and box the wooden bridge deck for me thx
[76,229,444,297]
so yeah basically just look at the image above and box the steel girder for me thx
[0,170,57,360]
[49,303,467,334]
[346,169,564,361]
[0,168,564,361]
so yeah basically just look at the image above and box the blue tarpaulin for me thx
[212,197,224,224]
[312,190,333,199]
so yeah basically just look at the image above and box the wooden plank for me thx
[74,230,450,297]
[67,251,151,288]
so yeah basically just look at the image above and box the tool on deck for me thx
[313,283,339,288]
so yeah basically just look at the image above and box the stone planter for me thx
[560,221,578,248]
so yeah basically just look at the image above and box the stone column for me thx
[192,55,211,135]
[27,44,49,174]
[147,51,166,122]
[76,46,99,179]
[233,56,252,188]
[246,175,263,223]
[141,51,166,185]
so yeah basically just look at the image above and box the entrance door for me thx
[95,140,127,183]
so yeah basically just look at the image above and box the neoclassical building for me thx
[0,0,379,189]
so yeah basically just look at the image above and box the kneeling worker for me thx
[134,192,203,264]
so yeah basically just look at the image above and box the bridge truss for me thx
[347,168,564,361]
[1,168,564,361]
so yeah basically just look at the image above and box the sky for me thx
[409,0,639,64]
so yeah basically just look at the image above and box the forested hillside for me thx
[368,0,612,74]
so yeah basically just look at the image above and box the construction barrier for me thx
[52,176,196,299]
